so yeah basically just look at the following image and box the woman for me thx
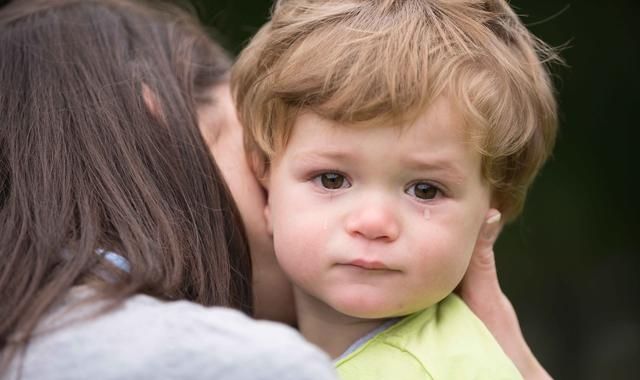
[0,1,334,378]
[0,0,549,379]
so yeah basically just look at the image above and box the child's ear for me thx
[260,165,273,236]
[257,168,270,190]
[248,149,271,189]
[257,164,273,236]
[264,202,273,236]
[248,150,273,235]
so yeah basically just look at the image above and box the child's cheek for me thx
[271,203,325,275]
[413,202,476,277]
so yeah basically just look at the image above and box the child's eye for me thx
[406,182,440,200]
[312,172,351,190]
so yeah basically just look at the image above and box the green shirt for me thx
[335,294,522,380]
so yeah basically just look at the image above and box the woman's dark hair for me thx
[0,0,252,365]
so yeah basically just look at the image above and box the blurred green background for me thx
[191,1,639,378]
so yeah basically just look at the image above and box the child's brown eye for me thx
[313,172,351,190]
[320,173,346,189]
[407,182,439,200]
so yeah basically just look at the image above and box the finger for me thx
[457,209,503,295]
[474,209,502,268]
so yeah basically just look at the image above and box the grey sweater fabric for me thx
[4,287,337,380]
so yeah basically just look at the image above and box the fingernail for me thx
[486,210,502,225]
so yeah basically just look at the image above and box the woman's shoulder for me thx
[12,289,337,380]
[110,292,296,345]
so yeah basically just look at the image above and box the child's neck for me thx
[294,288,389,359]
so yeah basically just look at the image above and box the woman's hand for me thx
[456,209,552,380]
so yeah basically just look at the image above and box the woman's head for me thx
[0,0,251,351]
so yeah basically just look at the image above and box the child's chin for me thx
[329,297,416,320]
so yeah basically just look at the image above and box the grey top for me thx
[4,287,337,380]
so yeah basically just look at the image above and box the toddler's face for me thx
[265,96,492,318]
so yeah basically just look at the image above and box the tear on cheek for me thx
[423,208,431,220]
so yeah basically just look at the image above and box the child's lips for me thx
[346,258,391,270]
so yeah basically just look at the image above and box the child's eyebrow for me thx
[291,149,354,164]
[400,156,467,183]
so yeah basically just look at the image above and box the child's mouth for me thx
[347,259,390,270]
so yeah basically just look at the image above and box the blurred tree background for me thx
[190,0,639,378]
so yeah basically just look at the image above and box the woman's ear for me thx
[142,83,165,121]
[142,83,158,113]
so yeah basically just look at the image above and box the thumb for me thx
[457,209,503,298]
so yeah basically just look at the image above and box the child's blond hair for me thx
[232,0,560,220]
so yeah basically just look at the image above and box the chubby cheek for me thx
[408,210,483,301]
[269,196,328,286]
[417,236,471,292]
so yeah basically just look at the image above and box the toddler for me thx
[232,1,558,378]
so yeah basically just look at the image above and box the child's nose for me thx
[344,200,400,242]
